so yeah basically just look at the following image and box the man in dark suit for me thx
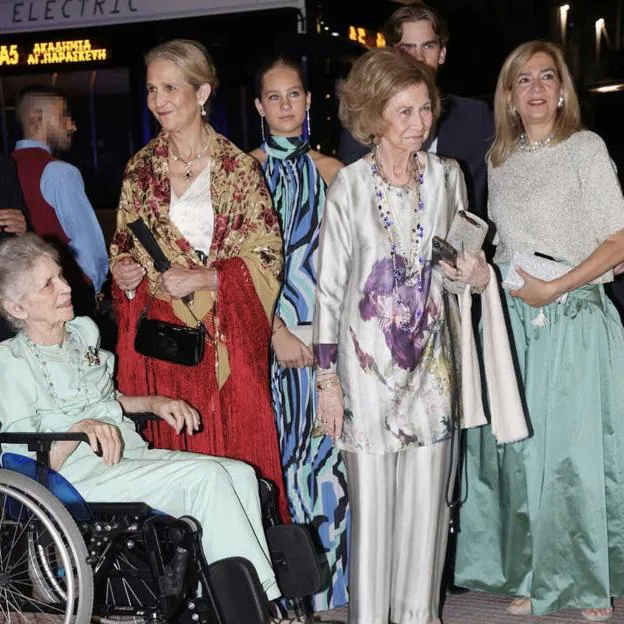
[338,2,494,219]
[0,154,29,341]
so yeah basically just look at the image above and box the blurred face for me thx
[146,58,210,134]
[45,97,75,152]
[17,255,73,330]
[255,65,311,137]
[510,52,562,133]
[379,83,433,154]
[396,20,446,73]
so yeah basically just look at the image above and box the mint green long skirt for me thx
[455,284,624,615]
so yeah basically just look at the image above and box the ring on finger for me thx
[456,267,463,277]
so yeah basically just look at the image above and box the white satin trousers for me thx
[343,439,454,624]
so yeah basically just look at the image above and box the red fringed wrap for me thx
[113,258,290,522]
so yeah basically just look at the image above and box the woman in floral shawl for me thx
[110,39,289,520]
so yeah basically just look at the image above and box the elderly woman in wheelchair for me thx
[0,234,316,624]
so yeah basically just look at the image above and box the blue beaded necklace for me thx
[371,147,425,292]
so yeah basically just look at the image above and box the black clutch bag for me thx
[134,313,206,366]
[127,217,206,366]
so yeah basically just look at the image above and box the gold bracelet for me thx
[316,376,341,391]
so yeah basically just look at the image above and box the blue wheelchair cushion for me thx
[1,452,94,522]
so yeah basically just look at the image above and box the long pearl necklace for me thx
[170,144,210,182]
[23,329,92,417]
[371,148,425,291]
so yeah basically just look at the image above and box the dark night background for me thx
[2,0,624,309]
[2,0,624,208]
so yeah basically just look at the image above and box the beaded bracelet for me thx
[316,376,341,391]
[471,283,487,295]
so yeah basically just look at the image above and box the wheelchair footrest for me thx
[206,556,268,624]
[267,524,324,598]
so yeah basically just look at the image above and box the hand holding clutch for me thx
[441,249,490,293]
[503,253,572,309]
[502,252,572,291]
[438,210,490,294]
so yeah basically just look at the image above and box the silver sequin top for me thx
[490,130,624,283]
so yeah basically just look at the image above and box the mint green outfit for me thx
[455,131,624,615]
[0,316,279,600]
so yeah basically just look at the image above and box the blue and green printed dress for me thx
[261,135,349,610]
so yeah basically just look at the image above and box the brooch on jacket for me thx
[84,346,101,367]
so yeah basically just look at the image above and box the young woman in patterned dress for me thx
[250,56,350,612]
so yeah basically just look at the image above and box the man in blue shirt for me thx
[12,86,108,315]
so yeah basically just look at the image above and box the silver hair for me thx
[0,233,59,331]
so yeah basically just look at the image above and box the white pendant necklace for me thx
[170,144,210,182]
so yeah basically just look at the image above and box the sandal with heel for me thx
[507,596,532,616]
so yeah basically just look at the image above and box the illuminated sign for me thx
[0,39,108,66]
[348,26,386,49]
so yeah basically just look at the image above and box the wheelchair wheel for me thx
[0,469,93,623]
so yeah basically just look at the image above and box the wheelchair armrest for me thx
[0,432,99,468]
[0,432,90,453]
[125,411,158,427]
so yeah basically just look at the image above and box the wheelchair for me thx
[0,420,323,624]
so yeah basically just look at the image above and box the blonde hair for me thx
[0,233,59,331]
[339,48,440,147]
[145,39,219,117]
[490,40,581,167]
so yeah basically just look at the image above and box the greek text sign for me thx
[0,39,107,65]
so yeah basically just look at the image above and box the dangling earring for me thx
[260,116,266,143]
[557,94,564,109]
[200,102,207,117]
[306,109,311,139]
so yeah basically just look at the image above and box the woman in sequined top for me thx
[455,40,624,622]
[314,48,489,624]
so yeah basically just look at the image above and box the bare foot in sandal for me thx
[581,607,614,622]
[507,596,532,615]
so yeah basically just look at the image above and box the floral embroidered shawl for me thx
[110,126,283,385]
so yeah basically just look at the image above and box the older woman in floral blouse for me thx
[314,48,489,624]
